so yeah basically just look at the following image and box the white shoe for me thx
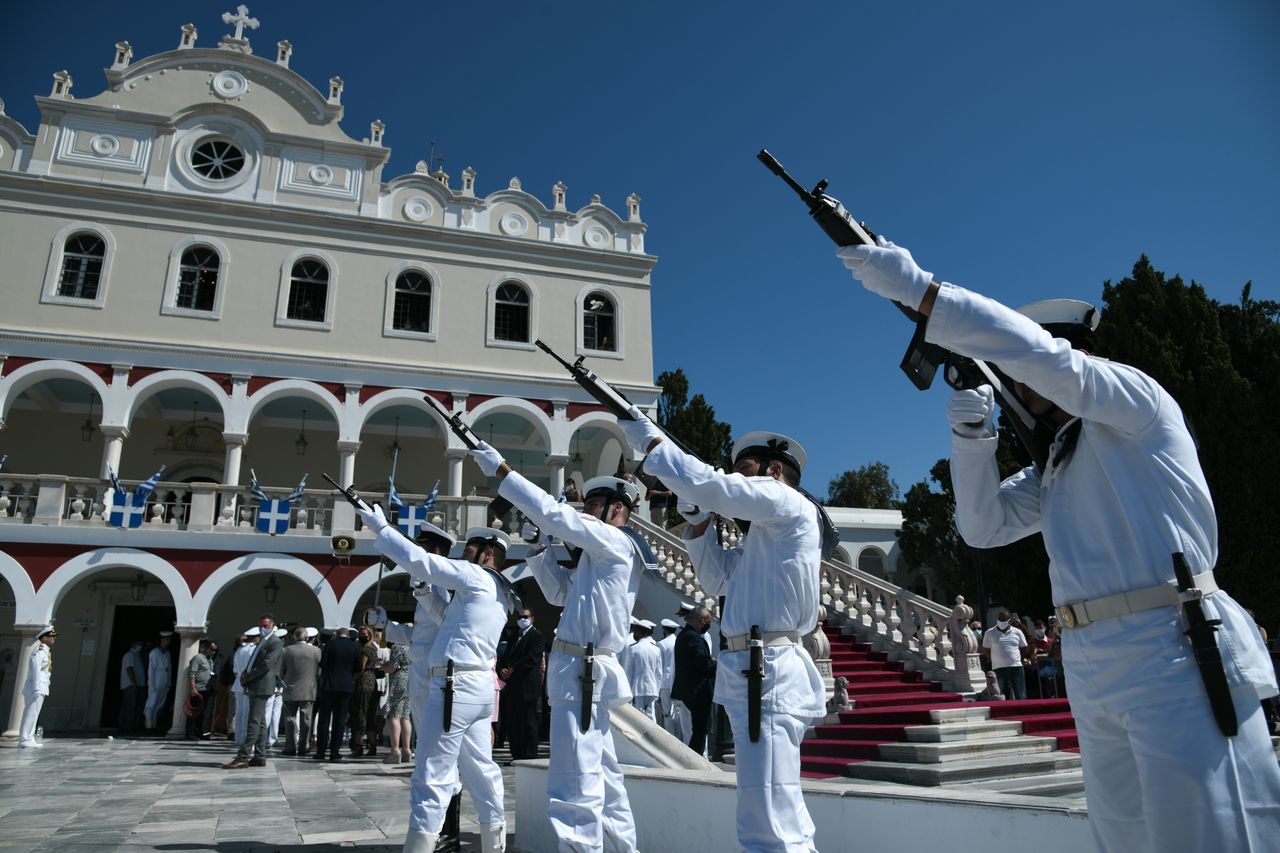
[403,829,438,853]
[18,740,42,749]
[480,822,506,853]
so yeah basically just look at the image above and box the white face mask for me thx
[997,619,1011,630]
[517,618,531,631]
[1035,629,1046,638]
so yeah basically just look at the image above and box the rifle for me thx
[422,394,481,450]
[757,149,1053,472]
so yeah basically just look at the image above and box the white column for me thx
[99,426,128,479]
[337,440,360,488]
[222,433,247,485]
[2,627,40,741]
[166,627,204,738]
[446,449,466,497]
[546,454,568,499]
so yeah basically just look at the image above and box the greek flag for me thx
[104,465,165,529]
[423,479,439,511]
[250,470,308,536]
[392,479,439,539]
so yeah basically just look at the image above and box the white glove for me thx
[365,605,388,629]
[948,386,996,439]
[836,235,934,311]
[357,502,391,535]
[620,404,664,454]
[469,441,505,477]
[677,497,710,526]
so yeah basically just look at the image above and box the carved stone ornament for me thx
[499,212,529,236]
[402,197,433,223]
[211,70,248,100]
[949,595,979,656]
[90,134,120,156]
[307,164,333,185]
[584,225,610,248]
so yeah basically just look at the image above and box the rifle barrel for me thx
[757,149,814,202]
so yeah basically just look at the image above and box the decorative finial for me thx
[112,42,133,70]
[553,181,567,211]
[461,167,476,197]
[370,119,385,146]
[328,77,343,105]
[627,193,641,222]
[508,177,521,190]
[50,70,73,99]
[179,24,198,49]
[415,160,429,174]
[276,40,292,67]
[590,194,601,205]
[221,5,260,41]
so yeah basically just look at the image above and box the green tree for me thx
[826,462,901,509]
[655,369,733,469]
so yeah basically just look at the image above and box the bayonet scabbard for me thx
[580,642,596,733]
[442,659,455,732]
[743,625,764,743]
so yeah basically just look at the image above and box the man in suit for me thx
[498,607,545,760]
[223,613,284,768]
[672,607,717,756]
[312,626,363,762]
[281,627,321,756]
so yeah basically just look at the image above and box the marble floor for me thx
[0,735,538,852]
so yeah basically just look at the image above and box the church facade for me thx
[0,11,659,738]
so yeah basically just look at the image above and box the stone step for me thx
[851,690,964,709]
[839,703,990,724]
[831,669,919,683]
[902,719,1023,743]
[843,748,1083,786]
[876,734,1058,764]
[965,768,1088,798]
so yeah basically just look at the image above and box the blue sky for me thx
[5,1,1278,497]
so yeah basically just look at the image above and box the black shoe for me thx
[312,753,327,761]
[281,749,297,756]
[328,753,342,762]
[366,744,377,756]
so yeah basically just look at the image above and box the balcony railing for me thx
[0,473,492,540]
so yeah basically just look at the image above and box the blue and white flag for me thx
[423,479,439,512]
[250,470,308,536]
[104,465,165,529]
[393,479,439,539]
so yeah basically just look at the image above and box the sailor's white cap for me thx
[582,476,641,509]
[274,627,287,638]
[636,619,656,630]
[243,626,261,637]
[415,520,456,547]
[731,432,807,472]
[158,630,174,637]
[36,625,57,640]
[660,618,680,629]
[464,527,511,553]
[1016,299,1100,331]
[305,627,319,639]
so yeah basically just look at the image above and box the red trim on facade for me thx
[465,393,495,411]
[360,385,391,403]
[125,366,165,385]
[567,402,608,419]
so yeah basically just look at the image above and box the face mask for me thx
[1035,629,1046,638]
[997,620,1010,630]
[132,644,142,652]
[517,618,531,631]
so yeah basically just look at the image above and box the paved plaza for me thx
[0,736,533,852]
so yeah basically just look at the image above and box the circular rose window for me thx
[190,138,246,181]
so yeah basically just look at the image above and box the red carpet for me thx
[800,631,1077,778]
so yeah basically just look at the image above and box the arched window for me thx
[583,291,616,352]
[493,281,530,342]
[286,259,329,322]
[176,246,220,311]
[392,270,432,332]
[56,233,106,300]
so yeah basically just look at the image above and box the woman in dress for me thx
[383,640,413,763]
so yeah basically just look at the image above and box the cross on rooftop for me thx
[222,5,260,41]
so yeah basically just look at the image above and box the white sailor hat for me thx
[36,625,57,640]
[158,630,174,637]
[660,618,680,630]
[636,619,656,630]
[581,476,641,509]
[1016,299,1100,349]
[243,626,261,637]
[415,520,456,548]
[274,627,287,638]
[676,601,695,615]
[305,627,319,639]
[629,616,641,626]
[731,431,807,473]
[464,527,511,553]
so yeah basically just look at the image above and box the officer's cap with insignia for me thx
[636,619,655,631]
[305,627,319,639]
[581,476,641,511]
[731,432,807,477]
[660,618,680,630]
[1016,299,1100,352]
[464,527,511,560]
[36,625,57,640]
[415,520,456,552]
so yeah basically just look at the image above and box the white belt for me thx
[1055,571,1218,629]
[552,639,616,658]
[428,664,492,676]
[724,631,802,652]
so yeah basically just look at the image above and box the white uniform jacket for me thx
[25,644,51,696]
[644,441,827,720]
[930,282,1277,716]
[147,647,171,688]
[230,642,254,696]
[500,470,645,708]
[373,530,504,706]
[658,633,677,693]
[386,583,450,696]
[623,636,663,699]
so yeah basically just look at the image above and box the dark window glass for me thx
[286,259,329,322]
[190,138,245,180]
[583,291,616,351]
[392,270,432,332]
[176,246,220,311]
[57,233,106,300]
[493,281,530,342]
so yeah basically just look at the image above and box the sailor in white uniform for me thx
[623,620,663,722]
[19,625,57,747]
[265,626,287,747]
[838,237,1280,852]
[357,504,511,853]
[230,629,257,744]
[621,417,828,853]
[143,630,173,731]
[473,439,647,853]
[657,618,679,730]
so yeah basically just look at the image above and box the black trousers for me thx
[118,685,144,731]
[316,690,353,758]
[508,694,541,759]
[687,697,714,757]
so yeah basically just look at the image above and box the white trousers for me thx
[666,698,691,744]
[19,692,45,744]
[265,693,283,746]
[631,696,657,722]
[1074,689,1280,852]
[547,701,638,853]
[726,703,817,853]
[409,695,504,833]
[143,679,169,729]
[232,693,249,745]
